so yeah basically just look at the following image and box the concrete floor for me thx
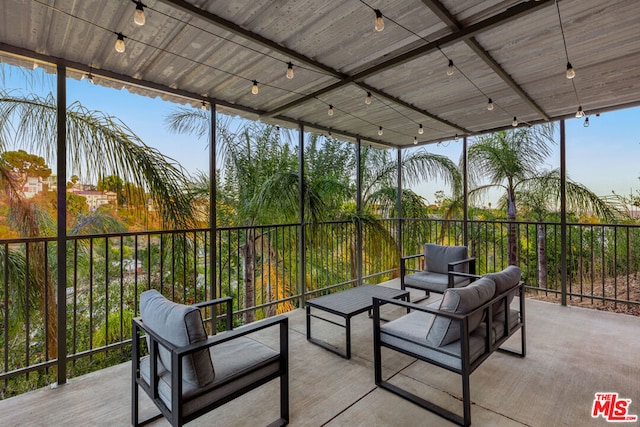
[1,285,639,426]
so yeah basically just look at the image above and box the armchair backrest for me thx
[424,244,469,274]
[484,265,522,315]
[140,290,215,387]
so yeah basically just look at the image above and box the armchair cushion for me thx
[424,244,469,274]
[140,290,215,387]
[484,265,522,315]
[426,277,495,347]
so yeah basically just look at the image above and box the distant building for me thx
[68,188,117,210]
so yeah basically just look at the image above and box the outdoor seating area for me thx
[1,280,638,426]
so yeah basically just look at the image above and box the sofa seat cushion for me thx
[426,277,495,347]
[403,271,471,293]
[380,311,486,370]
[140,290,214,387]
[484,266,522,315]
[424,244,469,274]
[140,336,280,417]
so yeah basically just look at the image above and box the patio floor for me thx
[1,281,639,426]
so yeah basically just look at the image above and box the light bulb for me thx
[512,117,518,127]
[566,62,575,79]
[251,80,259,95]
[374,9,384,32]
[365,92,372,105]
[134,1,146,26]
[447,59,454,76]
[575,106,584,118]
[414,136,418,145]
[454,133,459,141]
[328,105,334,116]
[286,62,294,79]
[115,33,126,53]
[378,126,383,136]
[487,98,494,111]
[201,101,208,111]
[583,117,590,128]
[418,124,424,135]
[87,73,94,84]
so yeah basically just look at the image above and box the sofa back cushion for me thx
[484,265,522,315]
[426,277,495,347]
[424,244,469,274]
[140,290,215,387]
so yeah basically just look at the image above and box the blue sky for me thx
[2,63,639,205]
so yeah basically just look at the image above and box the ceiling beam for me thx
[420,0,550,121]
[262,0,555,119]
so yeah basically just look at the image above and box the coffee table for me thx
[306,284,409,359]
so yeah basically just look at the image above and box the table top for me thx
[306,284,408,317]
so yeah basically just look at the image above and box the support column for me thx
[560,120,567,306]
[209,102,217,301]
[463,136,469,247]
[397,149,403,258]
[356,139,363,286]
[55,65,67,386]
[298,125,306,305]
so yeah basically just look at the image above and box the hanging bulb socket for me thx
[328,104,334,116]
[251,80,259,95]
[201,101,208,111]
[566,62,576,79]
[418,123,424,135]
[114,33,126,53]
[133,1,146,26]
[575,105,585,118]
[286,62,294,79]
[365,92,372,105]
[487,98,494,111]
[414,136,418,145]
[87,72,95,84]
[512,117,518,127]
[374,9,384,32]
[583,117,590,128]
[378,126,383,136]
[447,59,454,76]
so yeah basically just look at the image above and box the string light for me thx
[133,1,146,26]
[365,92,372,105]
[374,9,384,32]
[575,105,584,118]
[414,136,418,145]
[378,126,383,136]
[328,104,334,116]
[487,98,494,111]
[447,59,454,76]
[86,72,94,84]
[566,62,575,79]
[114,32,126,53]
[418,123,424,134]
[251,80,259,95]
[286,62,294,79]
[201,101,208,110]
[583,117,590,127]
[454,133,459,141]
[512,117,518,127]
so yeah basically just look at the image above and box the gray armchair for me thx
[132,290,288,426]
[400,244,476,301]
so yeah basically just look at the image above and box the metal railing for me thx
[2,218,640,397]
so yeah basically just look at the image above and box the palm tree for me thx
[0,90,197,364]
[467,125,622,282]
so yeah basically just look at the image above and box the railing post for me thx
[560,119,567,306]
[397,149,403,259]
[298,125,306,306]
[55,64,67,386]
[208,102,217,326]
[463,136,469,248]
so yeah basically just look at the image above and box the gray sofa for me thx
[400,244,476,301]
[373,265,525,427]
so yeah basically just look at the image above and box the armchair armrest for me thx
[193,296,233,331]
[447,257,476,288]
[400,253,425,279]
